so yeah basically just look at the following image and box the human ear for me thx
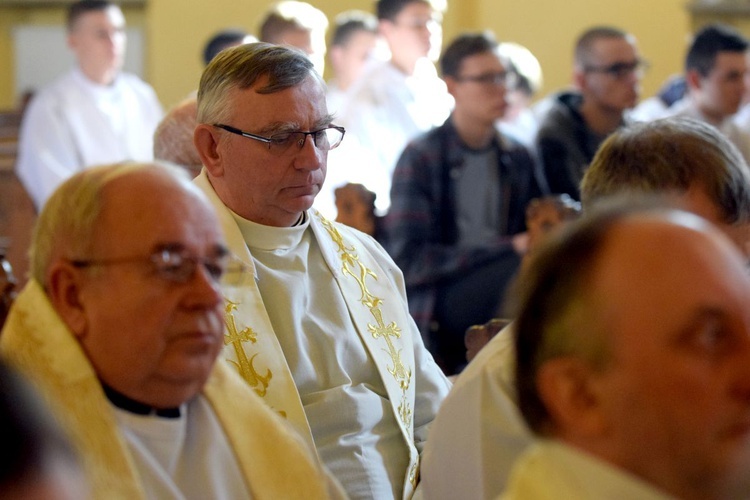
[444,75,459,98]
[573,66,587,91]
[194,124,224,178]
[536,357,607,438]
[685,69,702,91]
[46,262,88,338]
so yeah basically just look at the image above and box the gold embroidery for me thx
[224,299,272,397]
[409,459,419,487]
[317,214,414,432]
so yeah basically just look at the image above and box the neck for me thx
[101,382,182,418]
[334,75,354,92]
[451,112,496,149]
[691,95,726,127]
[389,54,418,76]
[579,99,624,136]
[79,65,117,86]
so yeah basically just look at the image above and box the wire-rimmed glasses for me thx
[213,124,345,156]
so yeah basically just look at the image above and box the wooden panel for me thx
[0,109,35,288]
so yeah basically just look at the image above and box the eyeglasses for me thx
[213,124,345,156]
[584,59,649,80]
[455,71,517,88]
[69,247,247,285]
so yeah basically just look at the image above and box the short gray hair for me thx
[196,42,317,125]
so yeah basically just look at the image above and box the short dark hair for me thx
[574,26,628,66]
[376,0,443,21]
[203,29,249,66]
[685,24,749,77]
[331,10,378,48]
[581,117,750,226]
[67,0,114,31]
[440,31,499,78]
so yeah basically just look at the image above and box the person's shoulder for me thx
[497,130,532,155]
[453,324,516,392]
[406,122,446,151]
[345,61,405,106]
[538,92,580,127]
[28,71,78,103]
[20,73,80,123]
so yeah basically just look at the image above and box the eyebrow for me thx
[150,242,230,258]
[258,114,336,135]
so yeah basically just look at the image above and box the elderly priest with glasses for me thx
[0,162,345,499]
[192,42,451,500]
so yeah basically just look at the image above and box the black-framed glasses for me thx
[455,70,517,88]
[584,59,649,79]
[213,124,345,156]
[69,247,247,285]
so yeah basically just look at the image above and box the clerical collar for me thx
[232,210,309,251]
[102,383,182,419]
[293,211,307,226]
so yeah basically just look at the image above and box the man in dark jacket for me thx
[385,32,547,375]
[536,26,642,200]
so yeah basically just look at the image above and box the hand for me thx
[334,183,377,236]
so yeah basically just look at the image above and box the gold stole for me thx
[195,171,315,450]
[311,213,420,499]
[1,280,146,500]
[1,280,338,500]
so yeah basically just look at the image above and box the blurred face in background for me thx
[446,50,510,128]
[689,51,748,123]
[68,5,126,84]
[381,1,443,72]
[577,35,642,114]
[329,29,379,90]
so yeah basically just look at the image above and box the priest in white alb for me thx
[15,0,162,210]
[193,42,452,500]
[1,161,344,499]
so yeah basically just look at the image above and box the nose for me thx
[184,264,223,310]
[293,134,325,171]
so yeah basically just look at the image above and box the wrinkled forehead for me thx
[590,213,749,334]
[95,172,222,253]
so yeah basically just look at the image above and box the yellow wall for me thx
[0,0,722,110]
[147,0,375,109]
[0,5,143,109]
[477,0,691,100]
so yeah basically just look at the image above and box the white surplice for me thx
[1,279,345,500]
[500,441,673,500]
[16,68,163,209]
[114,397,250,500]
[421,324,531,500]
[195,171,451,499]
